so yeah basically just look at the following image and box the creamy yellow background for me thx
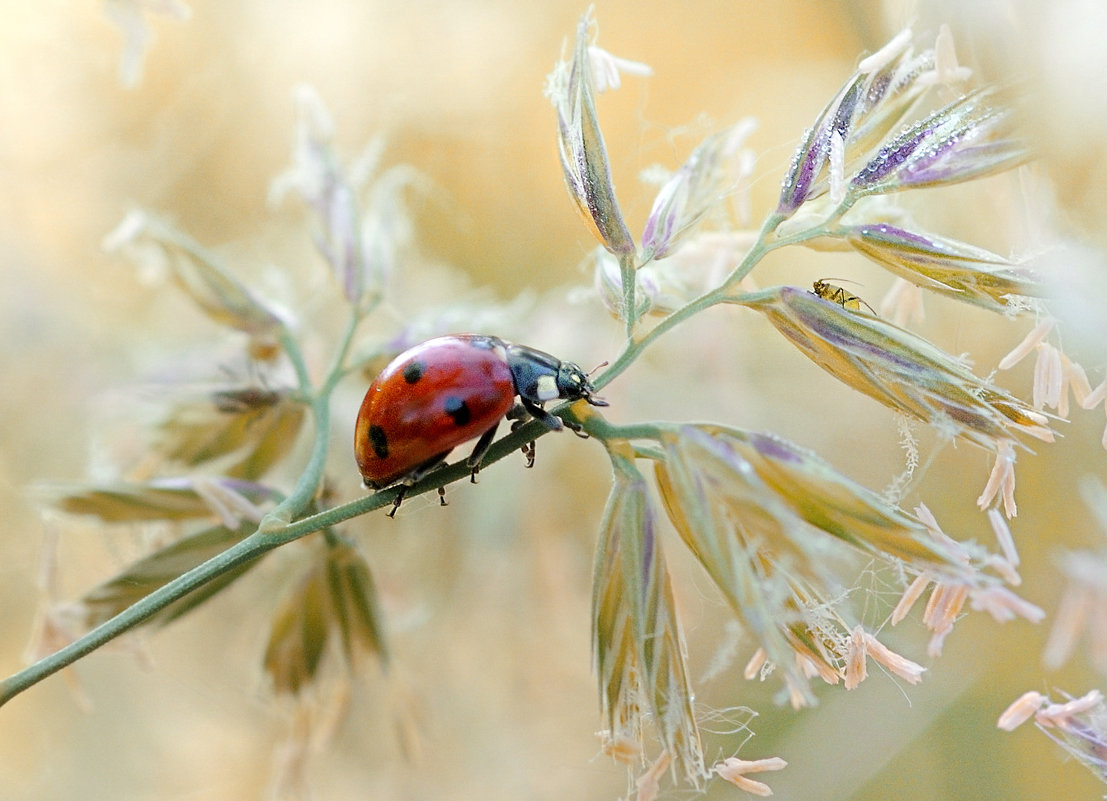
[2,1,1105,799]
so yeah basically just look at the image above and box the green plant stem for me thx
[1,198,839,710]
[591,285,726,391]
[619,250,639,338]
[262,311,363,530]
[0,530,276,709]
[0,415,555,709]
[280,326,314,397]
[580,417,664,442]
[593,209,851,392]
[0,308,378,708]
[595,218,776,392]
[259,396,331,531]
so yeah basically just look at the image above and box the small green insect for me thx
[812,279,876,314]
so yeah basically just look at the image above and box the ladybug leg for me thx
[520,398,587,440]
[508,418,537,468]
[565,420,590,439]
[387,453,450,517]
[387,486,408,518]
[465,422,500,483]
[520,398,563,431]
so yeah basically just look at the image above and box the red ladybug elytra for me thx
[354,334,607,515]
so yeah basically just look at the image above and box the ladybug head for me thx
[556,361,609,407]
[505,343,609,408]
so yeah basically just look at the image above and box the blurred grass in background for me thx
[1,1,1105,798]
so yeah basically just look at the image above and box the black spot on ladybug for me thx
[403,360,425,384]
[368,425,389,459]
[443,396,471,426]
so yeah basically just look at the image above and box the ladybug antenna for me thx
[583,360,610,406]
[587,360,609,378]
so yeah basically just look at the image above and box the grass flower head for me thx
[743,286,1054,452]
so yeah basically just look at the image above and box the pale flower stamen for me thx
[744,647,769,680]
[1042,588,1091,670]
[930,24,973,85]
[588,46,652,92]
[1000,689,1107,779]
[844,626,867,690]
[988,508,1020,568]
[977,439,1018,518]
[1084,378,1107,410]
[1038,690,1105,726]
[862,631,926,684]
[984,554,1021,586]
[1056,354,1090,418]
[715,756,788,797]
[634,751,671,801]
[998,318,1054,370]
[997,690,1046,731]
[923,582,969,635]
[928,627,952,658]
[597,729,642,765]
[969,586,1045,624]
[1032,342,1063,410]
[892,572,933,624]
[923,583,969,655]
[857,28,913,74]
[913,503,944,538]
[795,652,833,683]
[914,503,966,555]
[786,681,810,711]
[1064,357,1094,405]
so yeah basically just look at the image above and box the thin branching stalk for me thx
[261,311,362,530]
[10,20,1082,799]
[0,531,276,708]
[0,412,555,709]
[594,214,783,390]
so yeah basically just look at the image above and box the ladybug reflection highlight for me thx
[354,334,608,516]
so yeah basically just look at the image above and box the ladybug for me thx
[355,334,608,515]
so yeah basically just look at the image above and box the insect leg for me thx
[387,487,407,518]
[520,398,562,431]
[521,439,536,468]
[465,422,500,482]
[387,453,450,516]
[508,410,538,468]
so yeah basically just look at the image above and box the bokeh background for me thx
[3,0,1107,798]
